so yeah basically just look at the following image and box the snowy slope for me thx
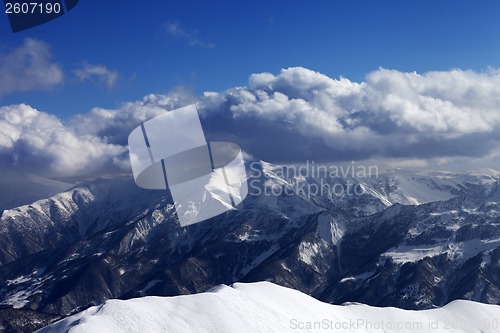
[37,282,500,333]
[359,168,491,206]
[255,162,495,215]
[0,172,72,212]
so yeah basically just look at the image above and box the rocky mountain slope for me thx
[0,162,499,331]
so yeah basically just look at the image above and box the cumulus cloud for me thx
[0,104,126,178]
[74,64,118,88]
[3,67,500,179]
[164,21,215,48]
[70,87,198,144]
[0,39,63,96]
[196,67,500,163]
[0,89,198,178]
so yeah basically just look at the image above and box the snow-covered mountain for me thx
[0,172,72,212]
[37,282,500,333]
[0,161,499,332]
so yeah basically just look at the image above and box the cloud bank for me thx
[0,90,197,178]
[2,67,500,178]
[199,67,500,163]
[0,104,126,177]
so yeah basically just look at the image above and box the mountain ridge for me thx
[1,162,499,332]
[36,281,500,333]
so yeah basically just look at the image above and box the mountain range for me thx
[1,161,500,332]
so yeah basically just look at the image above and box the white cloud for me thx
[197,67,500,164]
[3,67,500,179]
[74,64,118,88]
[0,39,63,96]
[164,21,215,48]
[70,88,198,143]
[0,89,198,178]
[0,104,126,177]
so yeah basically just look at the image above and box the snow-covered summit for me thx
[37,281,500,333]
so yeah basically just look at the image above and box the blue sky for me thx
[1,0,500,118]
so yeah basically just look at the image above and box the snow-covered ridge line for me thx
[37,282,500,333]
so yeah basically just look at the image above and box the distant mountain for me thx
[37,282,500,333]
[0,162,499,332]
[0,173,72,212]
